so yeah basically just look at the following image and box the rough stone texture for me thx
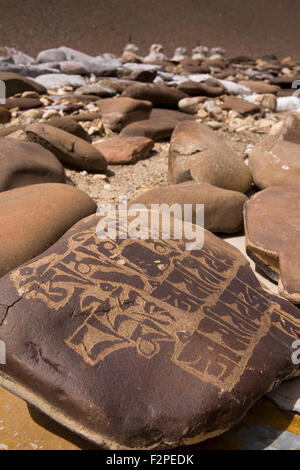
[0,137,66,192]
[0,183,96,278]
[0,106,11,123]
[0,72,46,97]
[244,186,300,303]
[238,81,280,94]
[0,214,298,449]
[222,96,260,115]
[168,121,252,192]
[178,79,226,97]
[26,123,107,172]
[93,136,154,164]
[120,118,178,141]
[248,136,300,189]
[96,97,152,132]
[3,97,42,110]
[122,83,187,109]
[46,117,91,142]
[130,181,248,233]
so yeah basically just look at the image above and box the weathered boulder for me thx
[96,97,152,132]
[0,72,46,97]
[93,136,154,164]
[131,182,247,233]
[245,186,300,303]
[0,214,298,449]
[0,183,96,278]
[0,137,66,192]
[168,121,252,192]
[26,123,107,172]
[122,83,187,109]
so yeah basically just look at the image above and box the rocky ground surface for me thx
[0,43,299,450]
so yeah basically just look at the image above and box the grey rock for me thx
[34,74,86,89]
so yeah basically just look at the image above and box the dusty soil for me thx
[1,0,300,60]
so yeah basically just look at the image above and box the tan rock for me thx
[26,123,107,172]
[97,97,152,132]
[0,183,96,278]
[93,136,154,164]
[168,121,252,192]
[0,137,66,192]
[131,181,247,233]
[239,80,280,94]
[248,136,300,189]
[245,186,300,303]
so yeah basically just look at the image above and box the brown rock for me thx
[0,183,96,278]
[222,96,260,115]
[248,136,300,189]
[47,117,91,142]
[168,121,252,192]
[279,112,300,144]
[178,79,226,97]
[0,72,46,97]
[0,106,11,123]
[150,108,196,121]
[0,125,25,137]
[97,97,152,132]
[3,98,42,110]
[120,118,177,141]
[0,137,66,192]
[131,182,247,233]
[0,214,298,449]
[239,80,280,94]
[122,83,187,109]
[26,123,107,172]
[93,136,154,164]
[245,186,300,303]
[71,111,103,122]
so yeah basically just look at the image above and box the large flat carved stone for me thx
[0,214,299,449]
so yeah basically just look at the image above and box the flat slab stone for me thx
[0,214,299,449]
[93,136,154,164]
[168,120,252,192]
[26,123,107,172]
[244,186,300,303]
[96,97,152,132]
[0,137,66,192]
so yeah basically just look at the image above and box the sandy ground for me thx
[1,0,300,60]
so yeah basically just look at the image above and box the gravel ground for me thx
[65,142,169,207]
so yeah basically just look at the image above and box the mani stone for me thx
[244,186,300,304]
[0,137,66,192]
[0,214,298,449]
[131,182,247,233]
[0,72,46,97]
[0,183,96,278]
[93,136,154,165]
[26,123,107,172]
[168,121,252,193]
[96,97,152,132]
